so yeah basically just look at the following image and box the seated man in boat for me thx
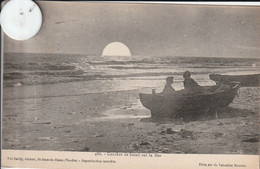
[183,71,201,93]
[162,76,175,96]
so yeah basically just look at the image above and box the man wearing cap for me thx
[162,76,175,96]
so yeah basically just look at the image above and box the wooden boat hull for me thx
[139,85,240,118]
[209,73,260,87]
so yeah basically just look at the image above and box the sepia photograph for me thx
[2,1,260,156]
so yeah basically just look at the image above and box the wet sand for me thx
[2,83,259,154]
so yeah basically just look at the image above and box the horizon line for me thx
[3,52,260,59]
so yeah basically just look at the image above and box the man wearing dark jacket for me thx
[183,71,200,93]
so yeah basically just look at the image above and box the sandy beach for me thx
[2,81,259,154]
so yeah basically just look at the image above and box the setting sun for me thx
[102,42,131,57]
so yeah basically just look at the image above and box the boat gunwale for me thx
[142,84,240,99]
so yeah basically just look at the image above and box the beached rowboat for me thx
[139,84,240,118]
[209,73,260,87]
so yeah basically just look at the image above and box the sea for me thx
[3,53,260,98]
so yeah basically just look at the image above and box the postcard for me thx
[1,1,259,169]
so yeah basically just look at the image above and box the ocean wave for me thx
[108,66,161,70]
[3,70,214,87]
[4,63,76,71]
[3,53,260,87]
[86,57,260,66]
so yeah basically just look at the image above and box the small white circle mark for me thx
[0,0,42,40]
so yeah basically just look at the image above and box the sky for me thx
[4,2,260,58]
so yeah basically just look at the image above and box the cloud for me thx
[4,2,260,58]
[233,45,260,51]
